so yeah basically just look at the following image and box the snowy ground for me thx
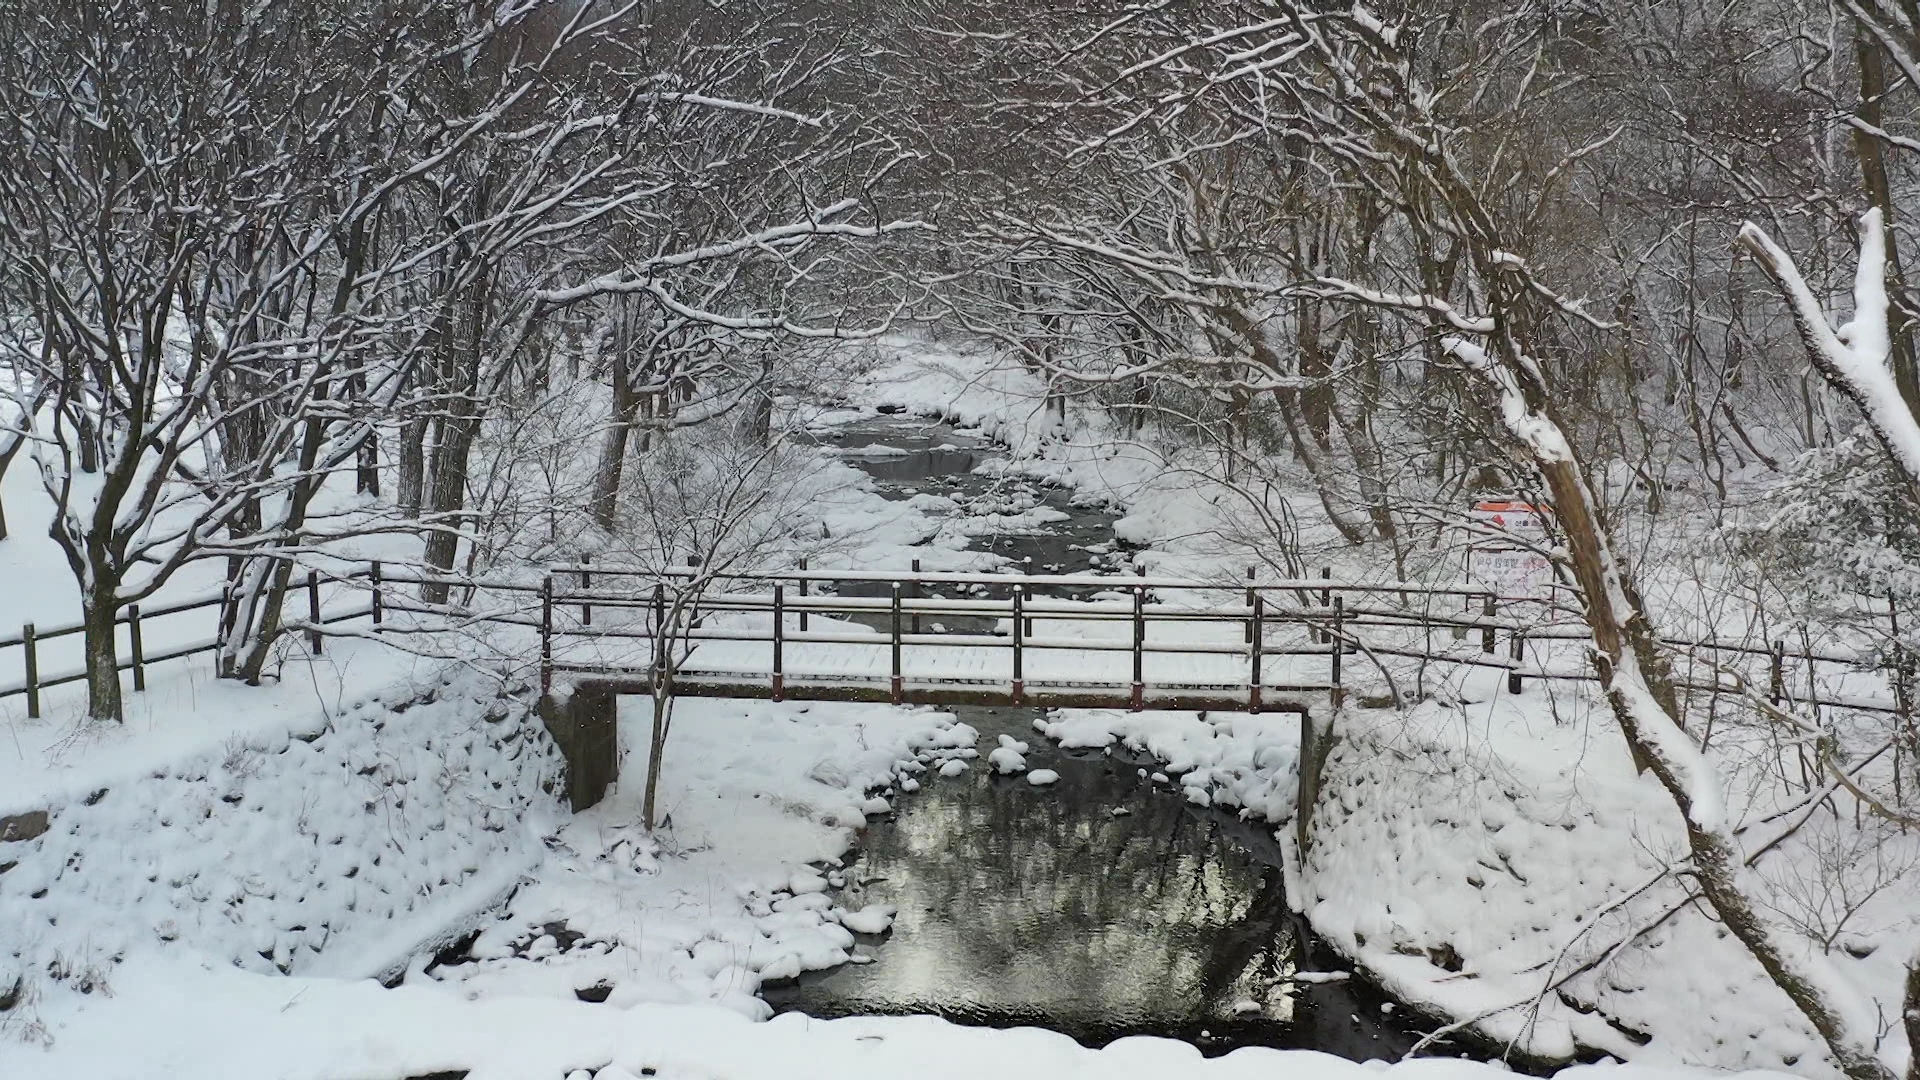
[0,956,1813,1080]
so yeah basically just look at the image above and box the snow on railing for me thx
[0,560,1904,719]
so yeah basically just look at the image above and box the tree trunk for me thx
[397,415,426,517]
[420,267,489,604]
[591,306,635,530]
[642,687,672,830]
[1905,955,1919,1080]
[1298,296,1333,450]
[0,434,22,542]
[1459,326,1897,1080]
[743,354,775,446]
[81,580,121,722]
[1854,32,1920,419]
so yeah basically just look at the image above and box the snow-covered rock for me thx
[987,746,1027,774]
[836,904,896,935]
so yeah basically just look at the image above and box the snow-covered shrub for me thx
[1739,432,1920,656]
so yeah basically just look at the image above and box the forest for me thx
[5,2,1920,1079]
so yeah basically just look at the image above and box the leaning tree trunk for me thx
[1451,325,1897,1080]
[1905,960,1919,1080]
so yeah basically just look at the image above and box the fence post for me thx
[1508,629,1525,695]
[22,623,39,719]
[1318,567,1331,644]
[1769,641,1785,705]
[1131,576,1146,712]
[128,604,146,693]
[772,584,785,702]
[1249,591,1264,714]
[1011,586,1025,705]
[539,575,554,695]
[1244,566,1256,644]
[307,569,323,655]
[1330,596,1345,709]
[798,557,810,633]
[1481,593,1496,654]
[580,553,593,627]
[1022,556,1034,637]
[910,558,922,635]
[370,561,383,629]
[890,583,903,705]
[686,554,702,628]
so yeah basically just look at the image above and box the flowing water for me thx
[763,414,1445,1059]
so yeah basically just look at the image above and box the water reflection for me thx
[767,709,1430,1059]
[779,411,1436,1059]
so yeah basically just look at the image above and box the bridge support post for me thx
[538,684,617,812]
[1295,706,1336,858]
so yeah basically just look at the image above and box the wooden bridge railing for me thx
[1,559,1903,719]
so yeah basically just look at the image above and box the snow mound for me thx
[0,672,562,1012]
[837,904,897,935]
[1026,769,1060,786]
[425,699,976,1018]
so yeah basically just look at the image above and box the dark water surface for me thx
[764,705,1434,1059]
[766,412,1446,1059]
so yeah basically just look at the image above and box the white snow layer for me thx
[1,670,564,1004]
[0,957,1819,1080]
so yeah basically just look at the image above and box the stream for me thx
[763,412,1446,1059]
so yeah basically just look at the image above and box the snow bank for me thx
[0,671,563,1023]
[420,699,979,1017]
[0,955,1822,1080]
[1033,691,1916,1077]
[1036,708,1301,822]
[1301,697,1875,1073]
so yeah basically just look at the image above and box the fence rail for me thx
[0,558,1903,720]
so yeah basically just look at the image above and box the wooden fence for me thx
[0,558,1902,720]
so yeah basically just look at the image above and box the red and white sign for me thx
[1467,500,1552,600]
[1468,500,1549,538]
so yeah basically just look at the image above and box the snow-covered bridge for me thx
[536,566,1516,714]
